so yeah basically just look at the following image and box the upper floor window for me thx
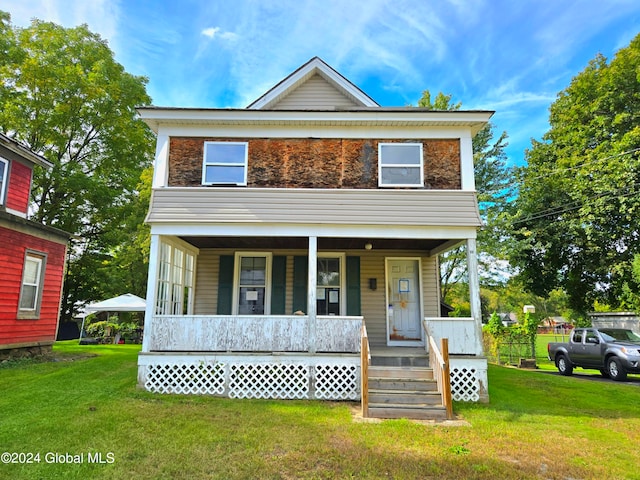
[202,142,248,186]
[378,143,423,187]
[18,251,46,319]
[0,157,8,205]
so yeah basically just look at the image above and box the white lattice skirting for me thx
[142,360,360,400]
[450,367,479,402]
[448,357,488,402]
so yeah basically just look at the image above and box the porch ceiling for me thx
[179,236,448,251]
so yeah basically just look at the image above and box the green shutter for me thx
[346,256,361,316]
[271,256,287,314]
[292,256,308,314]
[217,255,234,315]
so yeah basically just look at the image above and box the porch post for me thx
[307,236,318,354]
[466,238,483,356]
[141,234,160,352]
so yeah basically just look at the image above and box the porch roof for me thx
[177,236,450,252]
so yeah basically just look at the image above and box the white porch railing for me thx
[424,317,488,402]
[147,315,363,353]
[423,317,482,356]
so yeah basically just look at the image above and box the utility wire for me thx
[510,180,640,226]
[516,147,640,184]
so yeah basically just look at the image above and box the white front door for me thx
[386,258,423,345]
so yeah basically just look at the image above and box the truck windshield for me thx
[599,329,640,342]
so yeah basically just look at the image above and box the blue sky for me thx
[5,0,640,166]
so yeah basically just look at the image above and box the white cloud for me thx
[7,0,120,44]
[201,26,238,41]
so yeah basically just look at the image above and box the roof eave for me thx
[0,133,53,169]
[136,107,494,135]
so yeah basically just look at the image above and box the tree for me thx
[417,90,515,303]
[0,13,154,320]
[510,33,640,314]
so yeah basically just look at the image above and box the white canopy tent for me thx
[86,293,147,312]
[79,294,146,343]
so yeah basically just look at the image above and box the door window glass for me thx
[317,257,341,315]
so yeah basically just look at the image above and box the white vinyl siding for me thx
[192,249,439,347]
[202,142,248,186]
[194,251,219,315]
[147,188,482,227]
[271,74,360,110]
[378,143,424,187]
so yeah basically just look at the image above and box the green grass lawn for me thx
[1,341,640,479]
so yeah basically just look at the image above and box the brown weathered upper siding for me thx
[168,138,461,189]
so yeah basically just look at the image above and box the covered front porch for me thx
[137,228,487,403]
[137,314,487,403]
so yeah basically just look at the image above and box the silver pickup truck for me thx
[547,328,640,381]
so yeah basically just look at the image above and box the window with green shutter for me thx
[346,256,361,316]
[292,256,308,314]
[217,255,234,315]
[271,256,287,314]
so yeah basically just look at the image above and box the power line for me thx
[516,147,640,184]
[510,180,640,226]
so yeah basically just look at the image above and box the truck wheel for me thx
[556,354,573,376]
[606,357,627,381]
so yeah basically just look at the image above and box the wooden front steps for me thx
[366,365,448,420]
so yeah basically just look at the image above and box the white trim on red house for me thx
[0,157,8,205]
[0,133,52,169]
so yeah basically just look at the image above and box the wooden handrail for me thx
[424,322,454,420]
[440,338,454,419]
[429,335,445,366]
[360,323,370,418]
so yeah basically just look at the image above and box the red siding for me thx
[6,161,32,214]
[0,226,67,346]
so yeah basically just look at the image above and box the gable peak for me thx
[247,57,379,110]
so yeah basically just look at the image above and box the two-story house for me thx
[0,133,70,359]
[136,58,491,419]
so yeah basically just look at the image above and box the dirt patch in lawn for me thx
[0,351,96,369]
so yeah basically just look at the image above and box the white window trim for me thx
[0,157,8,205]
[317,252,346,316]
[201,141,249,186]
[18,250,47,319]
[378,142,424,188]
[232,252,272,315]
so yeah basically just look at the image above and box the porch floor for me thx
[369,346,429,367]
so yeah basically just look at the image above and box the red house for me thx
[0,133,70,359]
